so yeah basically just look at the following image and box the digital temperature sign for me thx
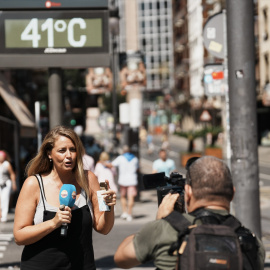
[5,17,102,50]
[0,10,110,68]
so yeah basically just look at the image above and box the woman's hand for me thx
[52,206,72,228]
[101,180,116,207]
[89,173,115,234]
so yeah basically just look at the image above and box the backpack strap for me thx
[163,211,192,256]
[221,214,242,231]
[191,208,242,231]
[192,209,224,225]
[163,211,191,232]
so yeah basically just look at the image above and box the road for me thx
[0,134,270,269]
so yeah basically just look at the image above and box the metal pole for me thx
[48,68,63,129]
[112,34,118,143]
[226,0,261,238]
[35,101,42,151]
[13,122,20,188]
[222,10,231,170]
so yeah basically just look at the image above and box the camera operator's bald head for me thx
[185,156,234,212]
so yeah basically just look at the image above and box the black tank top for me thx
[21,174,96,270]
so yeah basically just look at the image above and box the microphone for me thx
[59,184,76,237]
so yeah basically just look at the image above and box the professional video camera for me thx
[142,172,186,213]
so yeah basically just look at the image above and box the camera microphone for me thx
[59,184,76,237]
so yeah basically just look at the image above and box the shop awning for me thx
[0,73,36,137]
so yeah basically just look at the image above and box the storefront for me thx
[0,73,36,187]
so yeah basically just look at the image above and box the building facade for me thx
[118,0,175,93]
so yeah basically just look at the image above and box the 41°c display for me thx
[0,10,109,54]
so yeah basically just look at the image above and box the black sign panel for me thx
[0,10,110,68]
[0,0,108,10]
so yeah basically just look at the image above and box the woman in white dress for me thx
[0,150,16,222]
[94,152,118,194]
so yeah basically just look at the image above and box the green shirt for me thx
[133,209,265,270]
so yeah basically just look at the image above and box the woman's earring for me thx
[49,159,52,162]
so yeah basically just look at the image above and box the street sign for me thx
[203,11,226,59]
[0,10,110,68]
[98,111,113,131]
[204,64,227,96]
[200,110,212,122]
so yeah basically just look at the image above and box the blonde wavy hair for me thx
[26,125,89,197]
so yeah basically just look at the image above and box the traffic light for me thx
[70,119,77,126]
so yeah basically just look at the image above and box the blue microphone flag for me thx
[59,184,76,207]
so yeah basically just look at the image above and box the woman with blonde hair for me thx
[94,151,118,193]
[13,125,116,270]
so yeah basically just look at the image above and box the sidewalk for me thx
[1,140,270,269]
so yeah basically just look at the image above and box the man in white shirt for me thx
[152,149,175,177]
[111,146,139,221]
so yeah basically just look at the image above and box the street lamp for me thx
[109,1,120,148]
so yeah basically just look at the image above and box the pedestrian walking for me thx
[139,126,148,147]
[94,151,118,193]
[111,145,139,221]
[161,134,170,151]
[84,135,103,164]
[13,125,116,270]
[73,125,95,172]
[146,133,154,155]
[152,149,176,177]
[0,150,17,223]
[82,154,95,172]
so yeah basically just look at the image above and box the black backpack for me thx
[163,209,259,270]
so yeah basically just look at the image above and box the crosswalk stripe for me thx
[0,234,13,237]
[259,160,270,168]
[260,173,270,181]
[0,233,14,262]
[0,234,13,241]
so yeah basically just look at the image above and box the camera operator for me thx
[114,156,265,270]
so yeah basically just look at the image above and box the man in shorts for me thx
[112,146,139,221]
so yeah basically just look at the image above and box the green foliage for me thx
[204,125,224,147]
[174,129,205,153]
[204,125,223,136]
[174,129,205,141]
[174,125,224,152]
